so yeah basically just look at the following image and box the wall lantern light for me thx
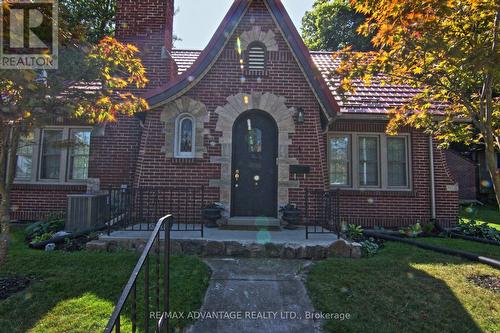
[294,107,305,124]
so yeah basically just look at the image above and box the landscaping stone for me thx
[282,244,298,259]
[44,243,56,252]
[351,242,363,259]
[86,240,108,252]
[247,243,266,258]
[204,241,225,256]
[312,245,327,260]
[181,240,205,255]
[264,243,283,258]
[329,239,351,258]
[225,241,250,257]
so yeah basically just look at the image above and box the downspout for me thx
[429,136,437,221]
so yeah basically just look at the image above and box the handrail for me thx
[104,214,173,333]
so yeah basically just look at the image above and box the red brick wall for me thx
[115,0,175,89]
[132,0,458,227]
[133,0,326,207]
[10,184,85,221]
[321,120,458,227]
[445,150,478,201]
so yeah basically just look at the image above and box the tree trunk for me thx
[484,143,500,209]
[0,196,10,268]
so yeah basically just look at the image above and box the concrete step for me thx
[222,216,281,231]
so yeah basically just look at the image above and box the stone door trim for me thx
[210,92,299,214]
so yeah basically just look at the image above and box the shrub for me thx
[345,224,364,242]
[361,238,380,257]
[399,223,423,238]
[458,219,500,242]
[25,215,65,242]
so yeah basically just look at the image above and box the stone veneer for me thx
[239,26,279,51]
[160,96,210,159]
[87,238,362,259]
[210,92,299,215]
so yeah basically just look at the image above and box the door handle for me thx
[234,169,240,188]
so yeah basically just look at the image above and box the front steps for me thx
[221,216,281,231]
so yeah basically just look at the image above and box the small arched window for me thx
[247,42,267,71]
[175,115,195,158]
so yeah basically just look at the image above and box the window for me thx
[15,133,34,180]
[358,136,380,187]
[329,135,351,186]
[14,127,92,183]
[69,129,91,180]
[387,137,408,187]
[40,129,63,180]
[328,133,411,190]
[247,43,266,70]
[175,115,195,158]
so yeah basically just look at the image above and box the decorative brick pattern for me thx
[239,26,279,51]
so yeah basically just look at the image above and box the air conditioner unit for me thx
[66,193,108,233]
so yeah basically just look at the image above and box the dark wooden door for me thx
[231,110,278,217]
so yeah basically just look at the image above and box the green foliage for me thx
[345,224,364,241]
[458,219,500,242]
[360,238,380,257]
[337,0,500,207]
[60,0,116,44]
[24,216,65,242]
[30,232,55,245]
[307,241,500,332]
[399,222,423,238]
[422,222,436,234]
[302,0,373,51]
[0,228,211,332]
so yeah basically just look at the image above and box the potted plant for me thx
[280,204,301,230]
[202,203,224,228]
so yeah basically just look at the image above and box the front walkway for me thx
[189,258,320,333]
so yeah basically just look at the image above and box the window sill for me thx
[331,187,415,197]
[171,158,201,164]
[13,182,86,190]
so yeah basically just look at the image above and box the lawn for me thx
[307,242,500,333]
[415,237,500,260]
[460,205,500,230]
[0,227,210,333]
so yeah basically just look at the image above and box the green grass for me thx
[307,242,500,333]
[0,227,210,333]
[460,205,500,230]
[414,237,500,260]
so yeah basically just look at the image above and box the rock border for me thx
[87,238,362,259]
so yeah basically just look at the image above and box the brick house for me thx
[10,0,459,228]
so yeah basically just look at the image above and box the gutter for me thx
[429,136,437,221]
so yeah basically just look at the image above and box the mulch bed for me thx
[467,275,500,293]
[0,277,30,300]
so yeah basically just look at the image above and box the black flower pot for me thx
[281,208,301,230]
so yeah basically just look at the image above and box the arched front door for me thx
[231,110,278,217]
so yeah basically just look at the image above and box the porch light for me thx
[295,107,305,124]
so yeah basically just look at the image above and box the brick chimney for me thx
[115,0,175,89]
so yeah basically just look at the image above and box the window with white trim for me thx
[328,133,411,190]
[329,135,351,186]
[14,127,92,183]
[15,133,35,180]
[247,42,267,71]
[174,115,195,158]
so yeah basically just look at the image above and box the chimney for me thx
[115,0,175,89]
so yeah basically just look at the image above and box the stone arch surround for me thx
[209,92,299,215]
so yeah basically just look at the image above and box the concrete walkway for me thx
[188,258,320,333]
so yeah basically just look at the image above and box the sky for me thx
[174,0,315,49]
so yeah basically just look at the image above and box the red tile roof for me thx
[171,49,446,115]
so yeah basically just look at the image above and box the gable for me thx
[144,0,339,120]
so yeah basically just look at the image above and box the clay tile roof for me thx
[171,49,447,115]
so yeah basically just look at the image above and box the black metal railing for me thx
[104,215,173,333]
[304,189,340,239]
[106,186,205,236]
